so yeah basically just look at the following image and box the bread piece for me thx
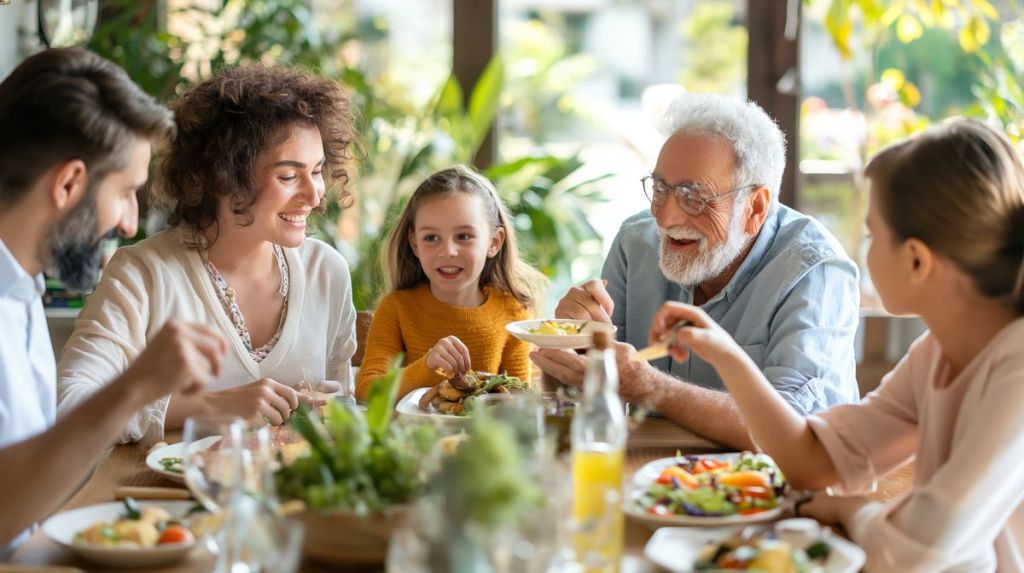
[435,400,465,415]
[437,380,465,401]
[418,385,440,410]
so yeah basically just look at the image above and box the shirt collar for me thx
[681,203,783,306]
[0,239,45,301]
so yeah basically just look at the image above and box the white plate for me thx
[626,453,786,528]
[145,436,222,484]
[644,524,866,573]
[505,319,617,350]
[42,500,199,568]
[145,441,187,484]
[395,387,472,428]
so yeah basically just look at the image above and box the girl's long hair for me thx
[382,165,546,311]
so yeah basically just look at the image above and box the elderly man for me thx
[532,93,860,449]
[0,48,225,551]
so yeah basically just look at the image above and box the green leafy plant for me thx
[433,411,542,530]
[810,0,1018,141]
[275,355,436,514]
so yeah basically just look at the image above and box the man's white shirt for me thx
[0,238,56,556]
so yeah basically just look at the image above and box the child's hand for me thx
[426,336,472,376]
[649,302,745,367]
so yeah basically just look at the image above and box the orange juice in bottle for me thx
[571,330,626,572]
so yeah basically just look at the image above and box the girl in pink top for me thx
[650,118,1024,572]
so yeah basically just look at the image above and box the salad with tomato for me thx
[635,452,786,518]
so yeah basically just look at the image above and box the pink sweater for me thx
[808,317,1024,572]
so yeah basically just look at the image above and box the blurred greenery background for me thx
[87,0,610,310]
[80,0,1024,310]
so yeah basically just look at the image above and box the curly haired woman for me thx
[57,64,359,443]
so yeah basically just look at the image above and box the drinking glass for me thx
[182,414,246,512]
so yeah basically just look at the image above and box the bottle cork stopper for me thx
[592,330,610,350]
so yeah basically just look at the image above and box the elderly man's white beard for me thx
[657,207,751,287]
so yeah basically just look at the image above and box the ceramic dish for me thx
[395,387,472,428]
[42,500,198,568]
[644,521,865,573]
[505,319,617,350]
[626,453,786,528]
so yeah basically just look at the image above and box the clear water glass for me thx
[182,414,246,512]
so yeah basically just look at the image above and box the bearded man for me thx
[531,93,860,449]
[0,48,225,552]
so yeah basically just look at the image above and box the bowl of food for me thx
[42,499,201,567]
[644,521,865,573]
[395,371,531,424]
[506,319,617,350]
[627,452,787,528]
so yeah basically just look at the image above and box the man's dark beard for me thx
[46,190,104,292]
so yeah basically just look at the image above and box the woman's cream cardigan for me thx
[56,228,356,444]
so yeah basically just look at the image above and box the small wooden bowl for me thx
[295,505,412,565]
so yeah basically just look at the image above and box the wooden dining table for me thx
[9,416,912,573]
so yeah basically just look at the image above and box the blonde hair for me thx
[382,165,546,311]
[865,118,1024,313]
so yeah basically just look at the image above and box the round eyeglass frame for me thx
[641,175,757,217]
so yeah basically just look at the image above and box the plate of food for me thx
[505,319,617,350]
[627,452,787,528]
[145,441,190,484]
[146,427,309,483]
[395,371,531,425]
[644,520,865,573]
[41,498,211,567]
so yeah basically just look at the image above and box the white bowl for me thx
[625,453,786,528]
[644,525,865,573]
[395,387,472,428]
[145,441,187,484]
[145,435,221,484]
[42,500,198,568]
[505,319,617,350]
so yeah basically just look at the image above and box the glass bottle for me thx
[570,331,626,573]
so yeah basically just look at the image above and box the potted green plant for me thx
[274,357,437,565]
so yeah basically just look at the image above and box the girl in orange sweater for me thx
[355,166,545,399]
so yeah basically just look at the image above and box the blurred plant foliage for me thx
[810,0,1023,142]
[500,15,599,143]
[677,1,748,95]
[87,0,608,310]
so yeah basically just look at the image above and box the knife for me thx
[629,320,691,362]
[0,567,85,573]
[114,486,192,500]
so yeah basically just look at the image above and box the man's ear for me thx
[905,238,934,285]
[743,186,771,235]
[49,160,89,212]
[487,227,506,258]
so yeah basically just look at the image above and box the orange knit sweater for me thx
[355,283,533,399]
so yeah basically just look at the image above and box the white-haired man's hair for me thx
[660,93,787,204]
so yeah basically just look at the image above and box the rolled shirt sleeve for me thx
[761,259,861,414]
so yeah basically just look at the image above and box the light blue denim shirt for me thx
[603,204,860,414]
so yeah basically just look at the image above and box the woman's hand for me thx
[798,492,875,531]
[649,302,747,368]
[425,336,472,376]
[204,377,300,426]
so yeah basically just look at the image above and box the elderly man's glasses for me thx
[641,175,756,217]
